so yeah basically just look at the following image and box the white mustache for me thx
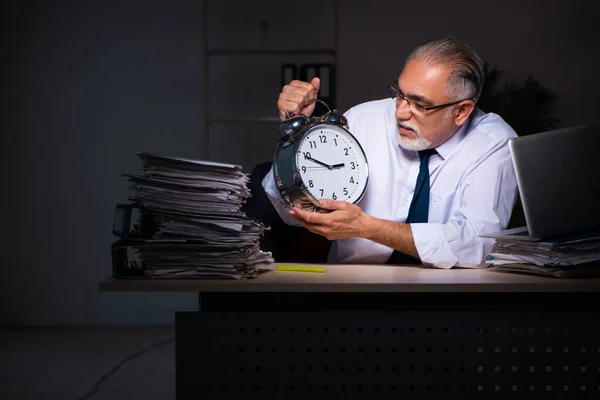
[397,121,421,135]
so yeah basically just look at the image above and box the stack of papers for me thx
[121,153,274,279]
[484,232,600,278]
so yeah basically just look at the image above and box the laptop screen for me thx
[508,123,600,240]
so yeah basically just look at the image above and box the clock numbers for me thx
[297,127,366,205]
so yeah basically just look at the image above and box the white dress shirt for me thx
[262,98,518,268]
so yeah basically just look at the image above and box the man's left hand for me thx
[289,198,369,240]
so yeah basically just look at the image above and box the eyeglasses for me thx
[388,81,470,114]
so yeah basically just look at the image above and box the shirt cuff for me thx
[410,222,459,268]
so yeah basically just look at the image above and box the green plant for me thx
[477,62,559,136]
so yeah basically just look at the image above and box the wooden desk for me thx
[99,262,600,293]
[99,263,600,400]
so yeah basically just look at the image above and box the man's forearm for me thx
[362,215,420,258]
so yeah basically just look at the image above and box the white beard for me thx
[398,134,432,151]
[397,110,454,151]
[397,121,432,151]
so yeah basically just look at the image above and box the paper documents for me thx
[483,233,600,278]
[119,153,274,279]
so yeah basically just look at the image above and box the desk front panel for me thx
[176,307,600,399]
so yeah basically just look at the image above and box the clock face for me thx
[295,124,368,204]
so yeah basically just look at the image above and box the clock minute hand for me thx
[306,156,333,170]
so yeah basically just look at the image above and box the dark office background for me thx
[1,0,599,327]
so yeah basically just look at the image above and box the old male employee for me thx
[262,36,518,268]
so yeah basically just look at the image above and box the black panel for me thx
[176,310,600,400]
[198,292,600,312]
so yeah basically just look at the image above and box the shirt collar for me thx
[433,114,472,160]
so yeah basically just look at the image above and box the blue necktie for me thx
[386,148,437,264]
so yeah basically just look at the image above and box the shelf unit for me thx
[202,0,339,170]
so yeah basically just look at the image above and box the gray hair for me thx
[406,37,484,103]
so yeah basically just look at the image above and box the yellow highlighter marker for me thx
[277,265,327,273]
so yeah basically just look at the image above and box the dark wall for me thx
[1,0,597,325]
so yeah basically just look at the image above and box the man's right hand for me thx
[277,77,321,121]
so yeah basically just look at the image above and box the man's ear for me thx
[454,101,475,126]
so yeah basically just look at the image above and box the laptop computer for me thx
[483,123,600,242]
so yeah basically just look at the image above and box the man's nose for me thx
[395,99,412,120]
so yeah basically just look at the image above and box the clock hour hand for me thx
[330,163,345,169]
[306,156,333,170]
